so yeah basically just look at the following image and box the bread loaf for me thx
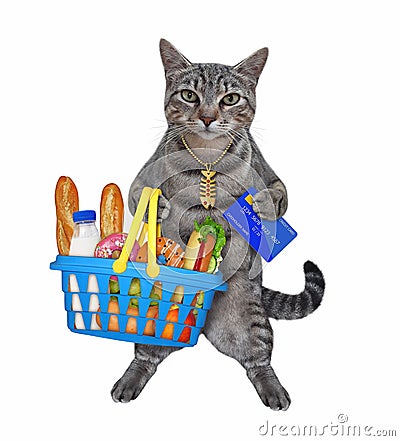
[100,183,124,239]
[55,176,79,255]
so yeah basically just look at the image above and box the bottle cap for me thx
[73,210,96,223]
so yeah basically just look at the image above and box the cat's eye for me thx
[181,90,199,103]
[221,93,240,106]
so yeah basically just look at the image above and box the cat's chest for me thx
[162,169,252,210]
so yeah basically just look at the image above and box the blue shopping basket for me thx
[50,187,227,347]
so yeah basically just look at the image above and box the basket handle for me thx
[146,188,161,278]
[112,187,161,278]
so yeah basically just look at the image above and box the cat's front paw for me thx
[158,194,171,223]
[252,184,287,221]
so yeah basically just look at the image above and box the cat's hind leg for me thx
[203,273,291,410]
[111,344,180,403]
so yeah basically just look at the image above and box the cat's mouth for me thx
[196,128,221,140]
[179,119,231,141]
[194,120,227,140]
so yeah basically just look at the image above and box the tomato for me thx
[161,308,196,343]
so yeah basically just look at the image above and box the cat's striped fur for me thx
[263,261,325,320]
[111,40,325,410]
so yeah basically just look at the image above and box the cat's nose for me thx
[200,116,216,127]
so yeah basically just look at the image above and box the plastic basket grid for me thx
[50,255,227,347]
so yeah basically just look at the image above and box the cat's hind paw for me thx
[111,375,145,403]
[251,372,291,411]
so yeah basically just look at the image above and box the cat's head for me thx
[160,39,268,141]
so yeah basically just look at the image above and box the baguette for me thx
[55,176,79,255]
[100,183,124,239]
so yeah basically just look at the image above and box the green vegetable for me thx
[192,290,204,316]
[129,297,139,308]
[194,216,226,260]
[149,282,162,307]
[207,256,217,274]
[198,225,216,241]
[109,278,120,294]
[195,291,204,309]
[128,278,141,308]
[128,278,141,296]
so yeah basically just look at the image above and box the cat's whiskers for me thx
[164,124,192,150]
[226,127,250,145]
[150,127,170,143]
[250,124,267,143]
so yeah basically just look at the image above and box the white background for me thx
[1,1,399,440]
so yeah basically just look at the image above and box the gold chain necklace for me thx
[181,135,234,209]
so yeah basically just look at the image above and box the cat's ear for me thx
[160,39,191,78]
[233,47,269,83]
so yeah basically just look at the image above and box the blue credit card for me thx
[223,188,297,262]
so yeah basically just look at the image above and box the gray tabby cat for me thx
[111,39,325,410]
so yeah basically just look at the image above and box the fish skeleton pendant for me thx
[200,169,216,209]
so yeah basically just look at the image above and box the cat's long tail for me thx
[261,261,325,320]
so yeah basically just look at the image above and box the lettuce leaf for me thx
[194,216,226,259]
